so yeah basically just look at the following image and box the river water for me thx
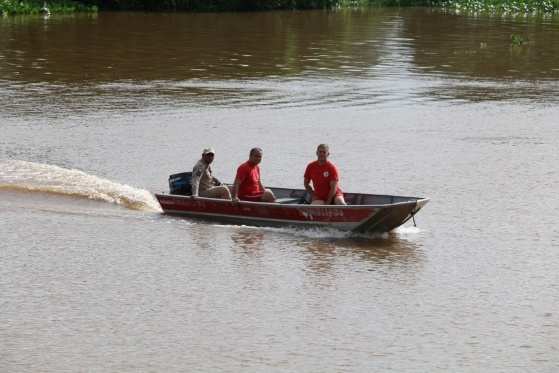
[1,8,558,372]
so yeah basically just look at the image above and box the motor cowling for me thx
[169,172,192,195]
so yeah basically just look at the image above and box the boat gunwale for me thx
[155,192,430,209]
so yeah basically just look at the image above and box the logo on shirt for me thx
[323,171,329,178]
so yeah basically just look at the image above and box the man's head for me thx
[248,147,263,165]
[316,144,329,163]
[202,147,215,164]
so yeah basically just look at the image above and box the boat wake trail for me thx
[394,226,422,235]
[0,160,162,212]
[268,224,421,240]
[236,224,399,240]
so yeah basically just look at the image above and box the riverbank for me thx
[1,0,557,17]
[438,0,558,14]
[0,0,97,15]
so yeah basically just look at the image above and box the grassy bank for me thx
[1,0,557,15]
[0,0,97,15]
[435,0,558,13]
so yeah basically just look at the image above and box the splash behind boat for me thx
[155,172,429,234]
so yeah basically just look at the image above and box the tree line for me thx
[1,0,429,15]
[81,0,348,10]
[2,0,555,14]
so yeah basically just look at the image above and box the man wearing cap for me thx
[191,148,232,199]
[304,144,346,205]
[231,147,276,203]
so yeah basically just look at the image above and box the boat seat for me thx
[276,197,301,204]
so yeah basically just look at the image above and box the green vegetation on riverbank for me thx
[0,0,97,15]
[436,0,558,13]
[84,0,433,11]
[1,0,557,16]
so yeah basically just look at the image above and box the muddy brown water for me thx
[1,9,558,372]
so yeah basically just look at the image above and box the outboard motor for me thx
[169,172,192,195]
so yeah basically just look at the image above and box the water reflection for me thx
[230,229,265,254]
[226,226,425,292]
[0,11,387,83]
[301,234,422,264]
[227,226,423,269]
[293,233,425,291]
[2,9,558,116]
[184,222,219,252]
[405,9,559,80]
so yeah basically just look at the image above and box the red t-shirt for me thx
[236,161,263,199]
[304,160,343,201]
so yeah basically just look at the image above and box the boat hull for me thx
[155,190,428,234]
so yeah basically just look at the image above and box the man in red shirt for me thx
[232,147,276,203]
[304,144,346,205]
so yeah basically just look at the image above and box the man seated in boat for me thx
[231,147,276,203]
[304,144,347,205]
[191,147,232,199]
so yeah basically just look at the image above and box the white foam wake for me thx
[228,224,392,240]
[394,226,422,235]
[0,159,161,212]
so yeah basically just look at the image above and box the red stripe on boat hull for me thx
[156,194,375,224]
[154,193,428,233]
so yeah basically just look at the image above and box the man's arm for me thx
[231,165,248,201]
[304,177,313,192]
[231,176,241,201]
[326,180,338,204]
[191,165,202,197]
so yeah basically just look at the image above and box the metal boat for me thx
[155,173,429,234]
